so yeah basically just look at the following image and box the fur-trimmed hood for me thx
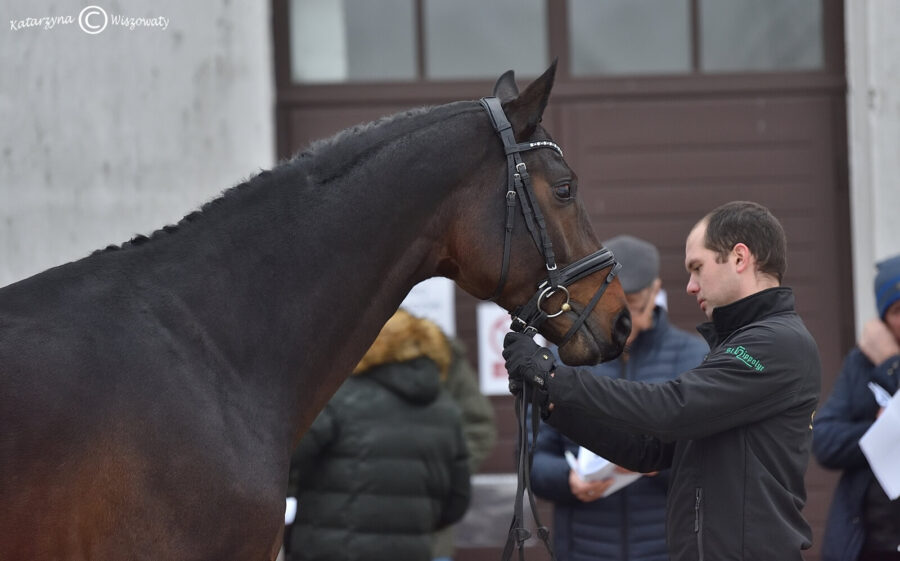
[354,309,452,378]
[352,309,453,404]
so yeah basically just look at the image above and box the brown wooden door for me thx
[274,2,850,559]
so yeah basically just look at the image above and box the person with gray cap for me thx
[813,253,900,561]
[530,235,707,561]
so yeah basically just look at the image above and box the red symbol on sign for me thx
[490,315,509,380]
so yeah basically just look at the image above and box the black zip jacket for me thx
[543,287,821,560]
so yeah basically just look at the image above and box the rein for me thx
[502,381,556,561]
[479,97,622,561]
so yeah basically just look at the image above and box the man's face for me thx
[625,283,659,345]
[885,300,900,342]
[684,221,741,320]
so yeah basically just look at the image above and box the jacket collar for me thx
[697,286,795,347]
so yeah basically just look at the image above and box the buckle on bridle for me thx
[510,315,537,335]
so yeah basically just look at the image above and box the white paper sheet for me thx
[564,447,642,497]
[859,389,900,500]
[868,382,892,407]
[285,497,297,525]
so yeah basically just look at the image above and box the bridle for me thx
[480,97,622,561]
[480,97,622,345]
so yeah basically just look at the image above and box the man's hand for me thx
[859,318,900,366]
[502,332,555,397]
[568,470,613,502]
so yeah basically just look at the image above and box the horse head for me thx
[445,62,630,366]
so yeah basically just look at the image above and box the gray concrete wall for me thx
[846,0,900,329]
[0,0,274,287]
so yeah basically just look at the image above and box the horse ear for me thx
[493,70,519,102]
[503,59,557,141]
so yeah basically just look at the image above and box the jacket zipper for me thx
[694,487,704,561]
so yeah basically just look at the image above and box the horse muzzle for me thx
[510,248,623,346]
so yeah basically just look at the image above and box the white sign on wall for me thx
[400,277,456,337]
[476,302,547,396]
[476,302,512,396]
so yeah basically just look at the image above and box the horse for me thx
[0,62,629,561]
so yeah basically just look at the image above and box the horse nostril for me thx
[614,309,632,347]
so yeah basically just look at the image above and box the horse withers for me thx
[0,63,629,560]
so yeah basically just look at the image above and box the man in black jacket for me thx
[504,201,822,561]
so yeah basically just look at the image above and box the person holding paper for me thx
[530,235,707,561]
[813,253,900,561]
[504,201,822,561]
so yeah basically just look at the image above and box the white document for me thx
[476,301,549,396]
[859,389,900,500]
[868,382,892,407]
[285,497,298,525]
[564,447,642,497]
[400,278,456,337]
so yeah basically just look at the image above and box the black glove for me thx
[502,332,556,400]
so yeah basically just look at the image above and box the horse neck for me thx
[144,105,484,437]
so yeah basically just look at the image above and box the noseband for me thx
[480,97,621,346]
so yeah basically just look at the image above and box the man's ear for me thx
[733,243,752,273]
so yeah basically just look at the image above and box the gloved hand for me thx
[502,332,556,399]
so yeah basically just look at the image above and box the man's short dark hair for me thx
[703,201,787,283]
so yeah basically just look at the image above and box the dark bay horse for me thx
[0,63,629,560]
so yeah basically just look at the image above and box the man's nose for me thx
[686,277,699,294]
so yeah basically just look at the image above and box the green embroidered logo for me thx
[724,346,765,372]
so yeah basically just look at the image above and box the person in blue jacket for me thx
[813,253,900,561]
[530,235,708,561]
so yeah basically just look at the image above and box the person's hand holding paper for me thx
[567,469,614,502]
[564,447,643,500]
[859,388,900,500]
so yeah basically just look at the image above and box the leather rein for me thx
[479,97,622,561]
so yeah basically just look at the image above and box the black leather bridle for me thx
[480,97,623,561]
[479,97,622,346]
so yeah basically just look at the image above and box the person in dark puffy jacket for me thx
[286,309,471,561]
[813,254,900,561]
[531,235,707,561]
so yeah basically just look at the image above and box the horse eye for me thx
[554,183,572,200]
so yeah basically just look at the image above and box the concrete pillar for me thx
[846,0,900,330]
[0,1,275,286]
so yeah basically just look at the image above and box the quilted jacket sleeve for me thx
[530,411,578,503]
[437,420,472,530]
[812,349,880,470]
